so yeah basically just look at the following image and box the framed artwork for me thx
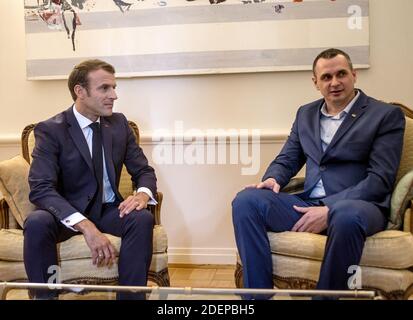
[24,0,369,79]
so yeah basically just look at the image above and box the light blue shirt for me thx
[73,106,116,204]
[309,91,360,199]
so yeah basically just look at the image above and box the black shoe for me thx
[29,289,59,300]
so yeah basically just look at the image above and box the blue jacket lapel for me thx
[64,106,94,172]
[311,101,323,157]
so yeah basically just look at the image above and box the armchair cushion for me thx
[0,225,167,262]
[0,225,168,282]
[237,253,413,295]
[268,230,413,269]
[389,170,413,230]
[0,155,35,227]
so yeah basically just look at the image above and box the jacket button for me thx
[320,166,326,172]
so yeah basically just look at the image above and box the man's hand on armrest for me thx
[74,219,117,267]
[244,178,281,193]
[118,192,150,217]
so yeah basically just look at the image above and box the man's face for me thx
[312,54,357,109]
[75,69,117,121]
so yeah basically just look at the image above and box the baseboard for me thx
[168,247,237,265]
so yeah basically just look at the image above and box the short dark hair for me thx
[312,48,353,76]
[68,59,115,101]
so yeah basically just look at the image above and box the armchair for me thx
[235,103,413,299]
[0,121,170,298]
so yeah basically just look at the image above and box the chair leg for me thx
[0,283,10,300]
[234,263,244,288]
[148,269,170,287]
[404,283,413,300]
[364,286,408,300]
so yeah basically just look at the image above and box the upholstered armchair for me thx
[0,121,170,298]
[235,103,413,299]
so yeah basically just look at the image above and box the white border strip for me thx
[26,18,369,60]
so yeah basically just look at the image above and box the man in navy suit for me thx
[232,48,406,297]
[24,59,157,299]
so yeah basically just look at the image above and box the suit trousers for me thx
[232,188,387,294]
[23,204,154,300]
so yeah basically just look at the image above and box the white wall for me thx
[1,0,413,264]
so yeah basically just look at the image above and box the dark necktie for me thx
[89,122,103,219]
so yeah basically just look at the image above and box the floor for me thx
[5,264,238,300]
[169,264,236,289]
[7,265,406,300]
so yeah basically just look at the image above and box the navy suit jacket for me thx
[28,106,157,221]
[263,90,405,213]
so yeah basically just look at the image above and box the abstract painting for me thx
[24,0,369,79]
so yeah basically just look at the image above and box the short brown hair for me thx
[312,48,353,76]
[68,59,115,101]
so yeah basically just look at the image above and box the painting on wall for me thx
[24,0,369,79]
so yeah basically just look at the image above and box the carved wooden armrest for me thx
[410,200,413,234]
[148,192,163,225]
[281,177,305,194]
[403,201,413,234]
[0,198,10,229]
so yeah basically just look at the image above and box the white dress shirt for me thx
[61,105,156,230]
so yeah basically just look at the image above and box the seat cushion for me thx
[267,230,413,269]
[0,225,168,282]
[0,253,168,282]
[0,225,167,262]
[271,255,413,296]
[236,253,413,297]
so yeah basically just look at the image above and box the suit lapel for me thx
[304,101,323,164]
[311,101,323,157]
[64,107,94,172]
[321,91,368,159]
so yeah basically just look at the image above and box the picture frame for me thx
[24,0,369,79]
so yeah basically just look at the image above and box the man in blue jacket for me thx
[25,59,157,299]
[232,48,405,296]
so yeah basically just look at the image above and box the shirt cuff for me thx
[136,187,158,205]
[60,212,87,232]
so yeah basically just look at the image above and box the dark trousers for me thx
[232,188,387,293]
[23,204,154,300]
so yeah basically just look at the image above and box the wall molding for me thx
[0,135,20,146]
[0,132,288,146]
[167,247,237,265]
[0,136,20,161]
